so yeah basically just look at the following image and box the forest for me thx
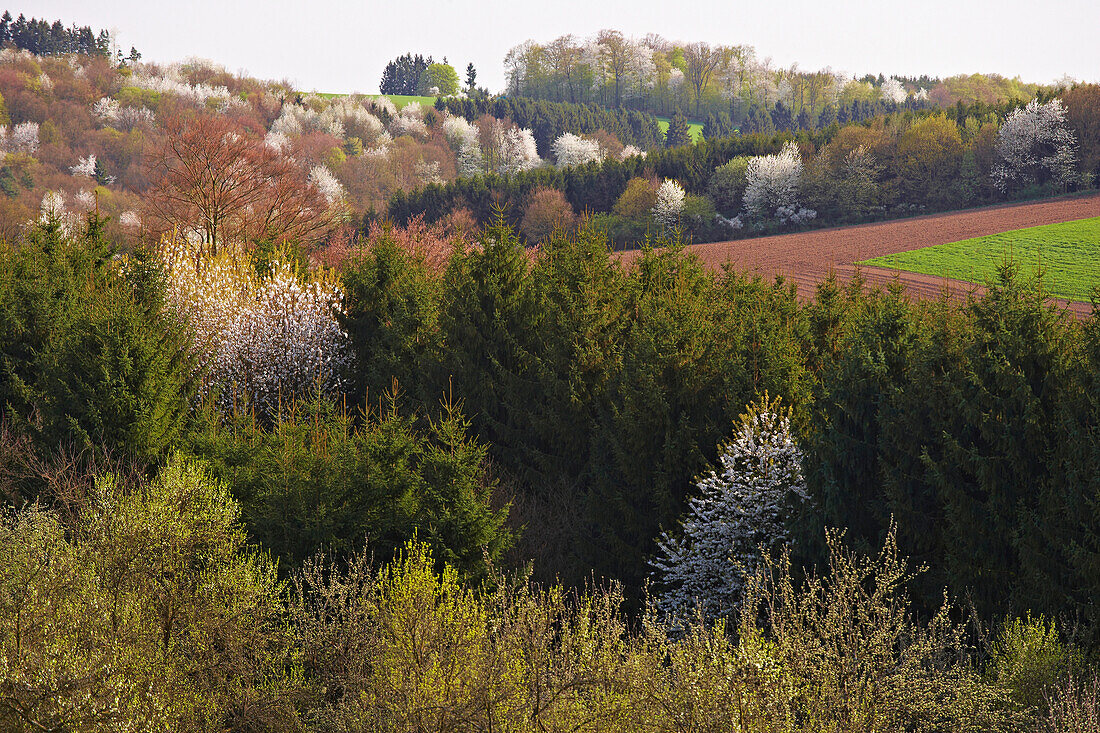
[2,11,1100,732]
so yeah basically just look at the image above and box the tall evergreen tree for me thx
[665,109,691,148]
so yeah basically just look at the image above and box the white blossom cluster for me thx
[775,205,817,225]
[74,189,96,211]
[880,77,908,104]
[414,158,443,185]
[652,397,809,622]
[366,95,398,118]
[309,164,346,205]
[991,98,1078,193]
[363,130,393,159]
[743,141,805,223]
[443,116,484,177]
[70,154,97,178]
[157,237,351,417]
[129,70,239,108]
[652,178,685,233]
[619,145,644,160]
[0,122,40,155]
[551,132,603,168]
[92,97,155,131]
[389,110,429,139]
[497,124,542,174]
[0,48,35,65]
[328,99,385,143]
[119,210,141,229]
[264,130,291,152]
[271,105,343,139]
[36,190,80,238]
[36,73,52,91]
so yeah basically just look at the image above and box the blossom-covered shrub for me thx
[652,394,809,621]
[443,115,483,177]
[0,122,39,155]
[157,237,350,418]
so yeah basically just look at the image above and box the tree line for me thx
[0,10,112,57]
[434,95,666,155]
[391,89,1100,244]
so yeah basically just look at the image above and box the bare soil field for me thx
[622,193,1100,316]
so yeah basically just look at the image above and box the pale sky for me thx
[28,0,1100,93]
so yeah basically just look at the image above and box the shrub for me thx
[989,614,1080,711]
[520,186,576,243]
[0,455,296,731]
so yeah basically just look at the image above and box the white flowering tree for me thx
[991,98,1078,193]
[443,115,484,177]
[309,165,346,206]
[0,122,39,155]
[880,77,908,104]
[551,132,602,168]
[651,394,809,622]
[158,237,350,418]
[652,178,685,233]
[499,126,542,174]
[743,141,815,225]
[70,154,97,178]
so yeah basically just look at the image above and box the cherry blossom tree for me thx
[651,394,809,621]
[880,77,908,104]
[743,141,815,224]
[157,236,350,418]
[0,122,39,155]
[443,115,484,178]
[991,98,1079,193]
[551,132,602,167]
[70,154,96,178]
[652,178,685,233]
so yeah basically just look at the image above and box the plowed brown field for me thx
[620,193,1100,317]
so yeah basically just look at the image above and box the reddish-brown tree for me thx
[145,112,337,250]
[521,187,576,243]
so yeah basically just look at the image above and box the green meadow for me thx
[655,115,705,143]
[860,217,1100,302]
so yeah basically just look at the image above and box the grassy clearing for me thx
[655,115,704,144]
[859,217,1100,302]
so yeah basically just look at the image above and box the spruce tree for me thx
[703,113,720,140]
[665,109,691,148]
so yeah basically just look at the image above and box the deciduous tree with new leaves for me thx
[651,394,809,621]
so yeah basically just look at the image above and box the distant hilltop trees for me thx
[0,10,117,58]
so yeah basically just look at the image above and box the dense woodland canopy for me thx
[3,17,1100,730]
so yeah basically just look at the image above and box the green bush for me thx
[989,614,1081,711]
[188,394,511,581]
[0,455,295,732]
